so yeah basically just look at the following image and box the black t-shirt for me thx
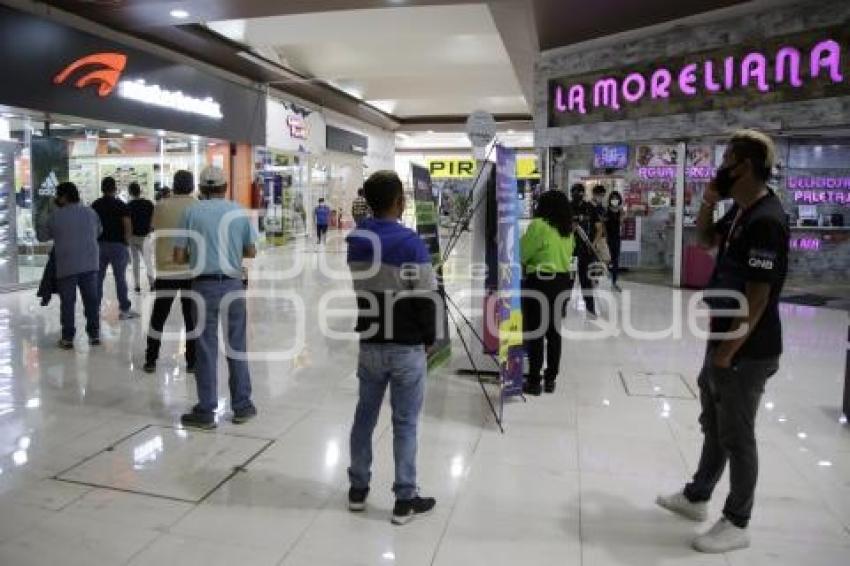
[128,198,154,236]
[707,191,789,359]
[605,208,622,242]
[91,195,130,244]
[574,202,602,251]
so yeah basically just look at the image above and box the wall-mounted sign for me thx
[788,176,850,189]
[427,156,540,180]
[326,125,368,156]
[0,6,264,143]
[548,28,850,127]
[55,55,223,119]
[287,114,306,139]
[792,189,850,205]
[791,237,821,251]
[593,144,629,169]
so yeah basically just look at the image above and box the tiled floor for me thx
[0,236,847,565]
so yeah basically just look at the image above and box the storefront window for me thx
[0,107,226,290]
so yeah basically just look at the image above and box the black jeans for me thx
[521,273,573,382]
[317,224,329,243]
[145,278,197,366]
[684,354,779,528]
[576,247,595,314]
[609,237,621,285]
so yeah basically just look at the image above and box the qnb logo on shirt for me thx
[748,249,777,271]
[53,52,127,97]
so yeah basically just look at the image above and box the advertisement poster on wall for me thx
[411,164,451,367]
[31,137,69,242]
[495,146,524,401]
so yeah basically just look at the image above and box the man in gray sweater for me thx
[47,182,102,349]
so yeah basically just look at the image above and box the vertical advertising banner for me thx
[411,164,451,366]
[31,138,69,242]
[496,146,524,400]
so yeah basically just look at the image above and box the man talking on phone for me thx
[657,130,789,554]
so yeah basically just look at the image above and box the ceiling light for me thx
[123,133,134,138]
[157,129,166,137]
[52,123,65,128]
[1,113,14,118]
[207,142,216,147]
[169,9,189,19]
[427,130,435,134]
[508,129,515,134]
[69,123,84,127]
[106,128,121,134]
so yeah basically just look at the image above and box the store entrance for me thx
[0,108,227,291]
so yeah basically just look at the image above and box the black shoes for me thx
[143,360,156,374]
[232,406,257,424]
[89,336,101,346]
[544,377,556,394]
[392,496,436,525]
[348,487,369,512]
[180,412,216,430]
[523,377,542,396]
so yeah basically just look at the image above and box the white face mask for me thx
[610,200,621,208]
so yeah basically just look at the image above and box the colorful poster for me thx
[495,146,524,400]
[31,137,69,242]
[411,164,451,367]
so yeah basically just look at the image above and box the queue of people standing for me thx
[39,129,789,542]
[44,166,258,429]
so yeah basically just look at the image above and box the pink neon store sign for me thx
[790,177,850,205]
[552,39,844,117]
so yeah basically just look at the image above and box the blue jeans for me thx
[348,343,426,500]
[98,241,131,312]
[57,271,100,341]
[191,278,254,416]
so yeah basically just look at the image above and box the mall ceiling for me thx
[35,0,750,128]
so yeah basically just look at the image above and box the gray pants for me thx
[684,354,779,528]
[129,235,154,291]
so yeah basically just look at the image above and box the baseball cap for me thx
[199,165,227,189]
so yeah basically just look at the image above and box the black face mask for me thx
[571,191,585,203]
[714,163,740,199]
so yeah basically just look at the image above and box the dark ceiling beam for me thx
[532,0,748,51]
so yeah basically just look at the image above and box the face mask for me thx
[571,192,584,203]
[714,163,740,198]
[609,200,621,208]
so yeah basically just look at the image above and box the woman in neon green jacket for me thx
[520,190,575,395]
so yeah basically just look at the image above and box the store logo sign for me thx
[552,38,844,117]
[53,52,127,97]
[287,114,306,139]
[54,52,224,120]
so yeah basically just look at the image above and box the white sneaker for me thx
[656,491,708,522]
[693,518,750,553]
[119,310,140,320]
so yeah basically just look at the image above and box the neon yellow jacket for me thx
[520,218,575,275]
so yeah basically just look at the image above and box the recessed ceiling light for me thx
[123,133,134,138]
[69,123,84,127]
[169,9,189,19]
[52,123,65,128]
[207,142,216,146]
